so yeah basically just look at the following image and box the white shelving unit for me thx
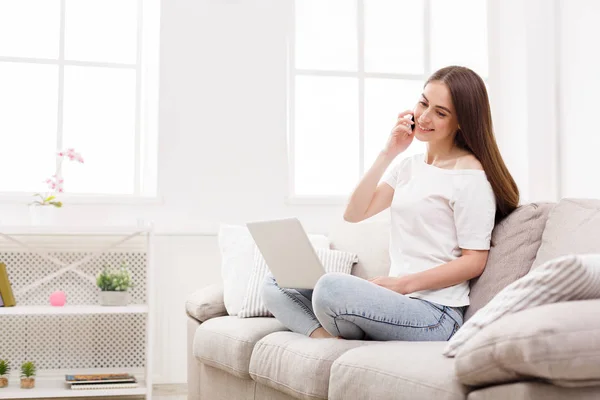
[0,369,148,399]
[0,224,155,399]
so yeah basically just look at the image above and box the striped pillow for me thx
[444,254,600,357]
[238,246,358,318]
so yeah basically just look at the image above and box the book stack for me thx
[0,262,16,307]
[65,373,138,390]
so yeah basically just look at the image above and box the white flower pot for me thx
[99,291,131,306]
[29,205,60,226]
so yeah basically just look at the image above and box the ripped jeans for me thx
[261,272,465,341]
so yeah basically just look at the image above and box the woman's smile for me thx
[415,122,434,133]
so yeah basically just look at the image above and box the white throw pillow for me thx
[238,247,359,318]
[218,224,330,316]
[444,254,600,357]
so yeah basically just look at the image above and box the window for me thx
[0,0,160,199]
[289,0,488,200]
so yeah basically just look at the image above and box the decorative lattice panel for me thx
[0,251,147,305]
[0,314,146,369]
[0,233,149,371]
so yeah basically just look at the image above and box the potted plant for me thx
[29,148,84,225]
[96,262,133,306]
[20,361,35,389]
[0,359,9,388]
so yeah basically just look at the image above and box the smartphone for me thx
[409,114,415,131]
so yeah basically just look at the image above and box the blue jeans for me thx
[261,272,465,341]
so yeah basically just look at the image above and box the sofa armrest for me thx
[455,299,600,388]
[185,283,228,323]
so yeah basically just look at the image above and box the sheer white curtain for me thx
[486,0,600,203]
[488,0,560,203]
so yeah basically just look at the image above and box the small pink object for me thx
[50,291,66,307]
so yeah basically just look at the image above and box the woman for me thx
[262,66,519,341]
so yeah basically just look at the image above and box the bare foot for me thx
[309,327,334,338]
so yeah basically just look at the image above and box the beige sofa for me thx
[185,199,600,400]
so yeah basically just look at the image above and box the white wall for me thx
[152,234,221,384]
[157,0,347,234]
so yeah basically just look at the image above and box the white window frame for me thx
[286,0,487,205]
[0,0,161,205]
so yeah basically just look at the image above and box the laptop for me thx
[246,217,325,289]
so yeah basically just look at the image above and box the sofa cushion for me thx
[193,316,287,379]
[328,219,391,279]
[455,299,600,388]
[465,203,554,320]
[186,283,228,322]
[329,342,467,400]
[249,332,369,400]
[445,254,600,357]
[532,198,600,269]
[467,381,600,400]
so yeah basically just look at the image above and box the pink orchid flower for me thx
[59,148,84,164]
[35,148,84,206]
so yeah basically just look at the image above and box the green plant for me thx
[96,262,133,292]
[20,362,35,378]
[30,193,63,208]
[0,359,10,376]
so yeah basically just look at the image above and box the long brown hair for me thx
[425,66,519,223]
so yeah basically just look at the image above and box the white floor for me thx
[153,384,187,399]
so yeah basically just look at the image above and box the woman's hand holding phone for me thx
[382,109,415,160]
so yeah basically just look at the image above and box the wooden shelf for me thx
[0,377,147,398]
[0,305,149,316]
